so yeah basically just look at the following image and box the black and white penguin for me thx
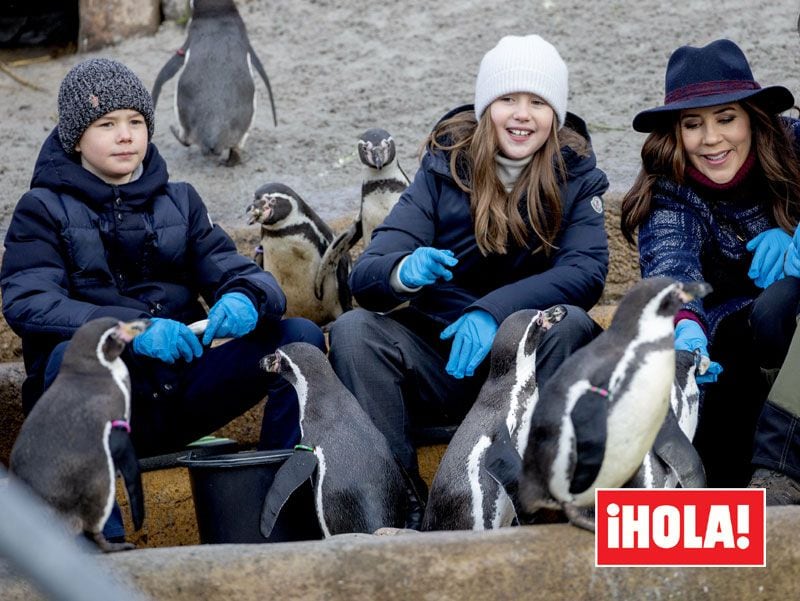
[627,349,706,489]
[9,317,149,552]
[246,182,351,326]
[151,0,277,165]
[422,305,567,531]
[313,128,410,300]
[518,277,711,531]
[258,342,410,537]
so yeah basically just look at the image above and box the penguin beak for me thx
[371,149,384,170]
[676,281,712,303]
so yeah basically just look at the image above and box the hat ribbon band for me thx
[665,80,761,104]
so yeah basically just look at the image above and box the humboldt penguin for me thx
[422,305,567,531]
[518,277,711,530]
[246,182,351,326]
[9,318,149,552]
[259,342,410,537]
[151,0,277,165]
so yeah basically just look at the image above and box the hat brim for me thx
[632,85,795,133]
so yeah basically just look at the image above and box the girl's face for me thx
[75,109,148,185]
[489,93,554,160]
[679,103,752,185]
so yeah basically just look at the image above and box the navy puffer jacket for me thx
[1,128,286,408]
[350,105,609,326]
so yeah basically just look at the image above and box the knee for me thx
[329,308,381,350]
[279,317,326,351]
[44,341,70,389]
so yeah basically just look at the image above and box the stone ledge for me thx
[3,506,799,600]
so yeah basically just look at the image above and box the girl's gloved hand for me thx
[202,292,258,345]
[440,310,498,379]
[746,228,791,289]
[132,317,203,363]
[674,319,722,384]
[398,247,458,288]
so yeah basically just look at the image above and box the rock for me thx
[78,0,161,52]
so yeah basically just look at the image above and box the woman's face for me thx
[679,103,752,185]
[489,93,554,160]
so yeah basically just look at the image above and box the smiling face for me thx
[489,92,555,160]
[679,103,752,184]
[75,109,148,185]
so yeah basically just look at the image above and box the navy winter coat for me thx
[1,128,286,408]
[350,106,609,327]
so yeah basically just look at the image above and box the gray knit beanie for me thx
[57,58,155,154]
[474,35,568,128]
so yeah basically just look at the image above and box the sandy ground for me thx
[1,0,800,240]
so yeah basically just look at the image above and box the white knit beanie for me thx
[474,35,568,128]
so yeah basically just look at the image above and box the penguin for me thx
[246,182,351,326]
[627,349,706,489]
[516,277,712,531]
[422,305,567,532]
[314,128,410,300]
[9,317,149,552]
[258,342,411,537]
[151,0,277,166]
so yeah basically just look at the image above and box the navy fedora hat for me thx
[633,39,795,133]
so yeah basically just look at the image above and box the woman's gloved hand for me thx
[783,227,800,279]
[202,292,258,345]
[132,317,203,363]
[674,319,722,384]
[746,228,791,289]
[398,247,458,288]
[440,310,498,379]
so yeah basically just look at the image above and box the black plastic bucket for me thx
[179,449,323,544]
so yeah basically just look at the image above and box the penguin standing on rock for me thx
[151,0,277,165]
[314,128,410,300]
[258,342,411,537]
[518,277,712,531]
[246,182,351,325]
[9,318,149,552]
[423,305,567,531]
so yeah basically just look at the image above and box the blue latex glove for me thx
[674,319,722,384]
[398,247,458,288]
[746,228,791,289]
[131,317,203,363]
[784,227,800,279]
[440,310,498,379]
[202,292,258,345]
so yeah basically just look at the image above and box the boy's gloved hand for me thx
[784,227,800,279]
[674,319,722,384]
[746,228,791,289]
[398,247,458,288]
[440,310,498,379]
[202,292,258,345]
[132,317,203,363]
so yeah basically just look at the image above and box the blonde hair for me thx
[424,108,580,256]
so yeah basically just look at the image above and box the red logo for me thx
[595,488,765,566]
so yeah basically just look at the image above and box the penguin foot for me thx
[91,532,136,553]
[223,147,242,167]
[563,504,596,532]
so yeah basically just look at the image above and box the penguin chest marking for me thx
[99,421,118,532]
[313,446,331,538]
[467,435,492,530]
[97,334,131,420]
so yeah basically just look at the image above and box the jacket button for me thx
[163,384,173,392]
[117,213,123,221]
[115,198,121,206]
[152,392,160,400]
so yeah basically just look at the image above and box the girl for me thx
[620,39,800,495]
[328,35,609,526]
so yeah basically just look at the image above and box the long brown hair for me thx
[620,99,800,244]
[423,108,582,256]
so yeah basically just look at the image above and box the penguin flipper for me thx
[484,426,530,523]
[247,46,278,127]
[652,409,706,488]
[152,49,186,108]
[260,450,318,538]
[568,387,608,495]
[314,221,360,300]
[109,428,145,531]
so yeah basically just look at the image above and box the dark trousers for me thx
[328,306,601,482]
[695,277,800,487]
[44,317,326,457]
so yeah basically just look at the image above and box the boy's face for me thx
[75,109,148,185]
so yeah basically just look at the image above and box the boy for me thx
[1,58,325,537]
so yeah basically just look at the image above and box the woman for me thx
[328,34,609,526]
[620,39,800,496]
